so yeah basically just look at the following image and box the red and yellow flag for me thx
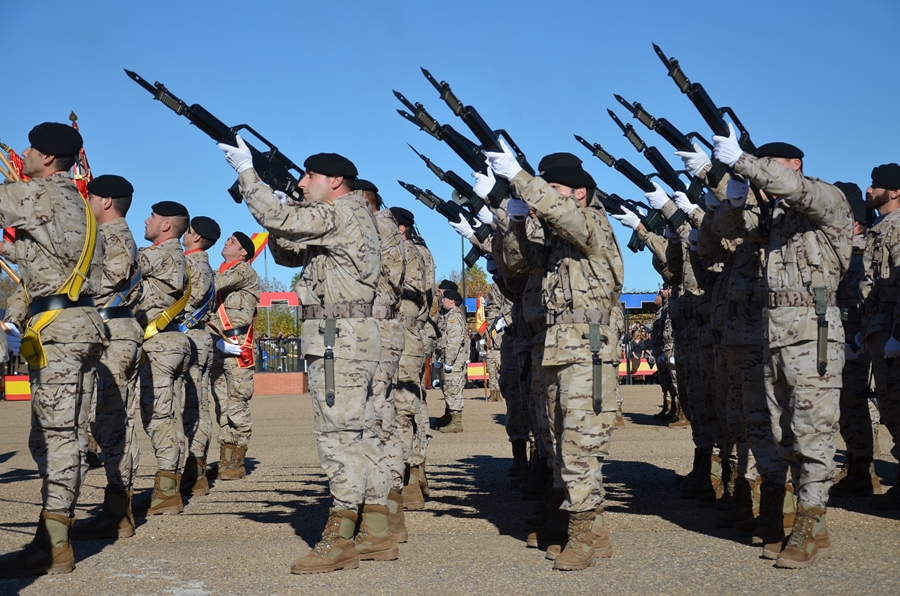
[475,295,487,335]
[69,112,92,200]
[248,232,269,264]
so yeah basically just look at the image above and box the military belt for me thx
[840,306,862,325]
[224,324,251,338]
[371,305,396,320]
[98,306,134,322]
[302,304,373,319]
[549,309,610,326]
[28,294,95,318]
[767,290,836,308]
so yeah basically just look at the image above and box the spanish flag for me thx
[248,232,269,264]
[475,295,487,335]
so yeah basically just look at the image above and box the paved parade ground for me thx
[1,384,898,595]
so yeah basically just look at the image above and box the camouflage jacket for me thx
[96,217,141,310]
[373,209,406,311]
[413,237,436,322]
[135,238,188,328]
[215,260,260,330]
[397,237,427,324]
[440,305,468,368]
[181,249,215,328]
[861,209,900,338]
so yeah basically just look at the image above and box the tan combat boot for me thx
[831,456,882,497]
[418,464,430,497]
[680,450,712,498]
[387,489,408,543]
[72,486,135,540]
[181,456,209,496]
[527,508,568,550]
[668,403,690,428]
[696,454,724,507]
[507,439,529,478]
[488,389,503,402]
[0,510,75,577]
[219,445,247,480]
[355,504,399,561]
[775,501,831,569]
[217,443,233,478]
[552,510,598,571]
[874,468,900,510]
[546,506,613,561]
[732,477,762,535]
[402,465,425,510]
[291,509,360,574]
[755,482,788,559]
[438,411,463,433]
[148,471,183,515]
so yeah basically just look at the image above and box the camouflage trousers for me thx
[416,328,433,463]
[866,331,900,461]
[546,357,617,513]
[139,331,190,473]
[527,336,553,463]
[396,327,428,467]
[499,334,529,442]
[718,340,748,477]
[725,344,762,481]
[839,344,875,458]
[765,339,843,507]
[656,353,678,406]
[371,318,405,491]
[440,365,466,412]
[682,331,715,452]
[211,351,254,447]
[705,337,730,452]
[90,319,142,490]
[31,340,104,514]
[183,329,213,460]
[487,337,501,392]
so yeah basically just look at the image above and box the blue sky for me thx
[3,0,897,291]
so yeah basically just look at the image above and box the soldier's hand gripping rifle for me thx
[407,144,486,215]
[574,134,686,230]
[398,181,487,268]
[651,44,757,187]
[125,70,304,203]
[593,188,665,253]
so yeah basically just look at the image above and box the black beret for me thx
[832,181,867,226]
[232,231,255,261]
[755,142,804,160]
[443,289,462,303]
[152,201,189,217]
[538,152,582,172]
[303,153,358,177]
[871,163,900,190]
[438,279,458,291]
[355,178,378,193]
[191,216,221,242]
[389,206,415,227]
[542,166,596,190]
[28,122,83,156]
[87,174,133,198]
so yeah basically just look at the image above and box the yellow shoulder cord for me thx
[143,264,192,341]
[20,203,98,369]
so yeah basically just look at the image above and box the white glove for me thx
[444,364,453,373]
[726,178,750,208]
[611,206,641,230]
[885,337,900,359]
[712,123,743,167]
[472,164,496,200]
[5,322,20,355]
[216,339,243,356]
[494,318,507,332]
[844,343,860,361]
[449,217,476,240]
[672,191,698,214]
[669,356,675,364]
[688,229,699,251]
[644,182,671,211]
[217,134,254,174]
[273,190,288,205]
[507,198,529,222]
[475,205,494,226]
[704,191,721,211]
[484,139,523,181]
[674,143,712,177]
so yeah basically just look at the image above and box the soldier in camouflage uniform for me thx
[487,144,623,571]
[0,123,106,576]
[437,289,468,433]
[432,279,457,428]
[712,133,852,568]
[412,239,436,494]
[610,303,625,425]
[219,140,391,572]
[210,232,261,482]
[178,216,219,497]
[136,201,193,516]
[358,180,408,541]
[485,281,505,403]
[71,175,144,541]
[860,164,900,509]
[650,289,679,420]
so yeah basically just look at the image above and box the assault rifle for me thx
[574,134,686,230]
[651,44,757,186]
[593,188,666,254]
[407,144,485,216]
[397,181,487,268]
[125,69,304,203]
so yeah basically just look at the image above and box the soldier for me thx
[712,131,852,568]
[486,143,624,570]
[650,289,679,421]
[136,200,193,516]
[71,175,143,541]
[218,138,386,574]
[210,232,261,482]
[485,281,506,403]
[0,123,106,576]
[179,216,219,497]
[431,278,458,429]
[358,179,407,545]
[437,289,468,433]
[411,232,436,498]
[859,163,900,509]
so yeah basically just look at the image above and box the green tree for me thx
[254,277,300,337]
[448,264,492,298]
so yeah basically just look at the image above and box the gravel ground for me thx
[0,384,898,595]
